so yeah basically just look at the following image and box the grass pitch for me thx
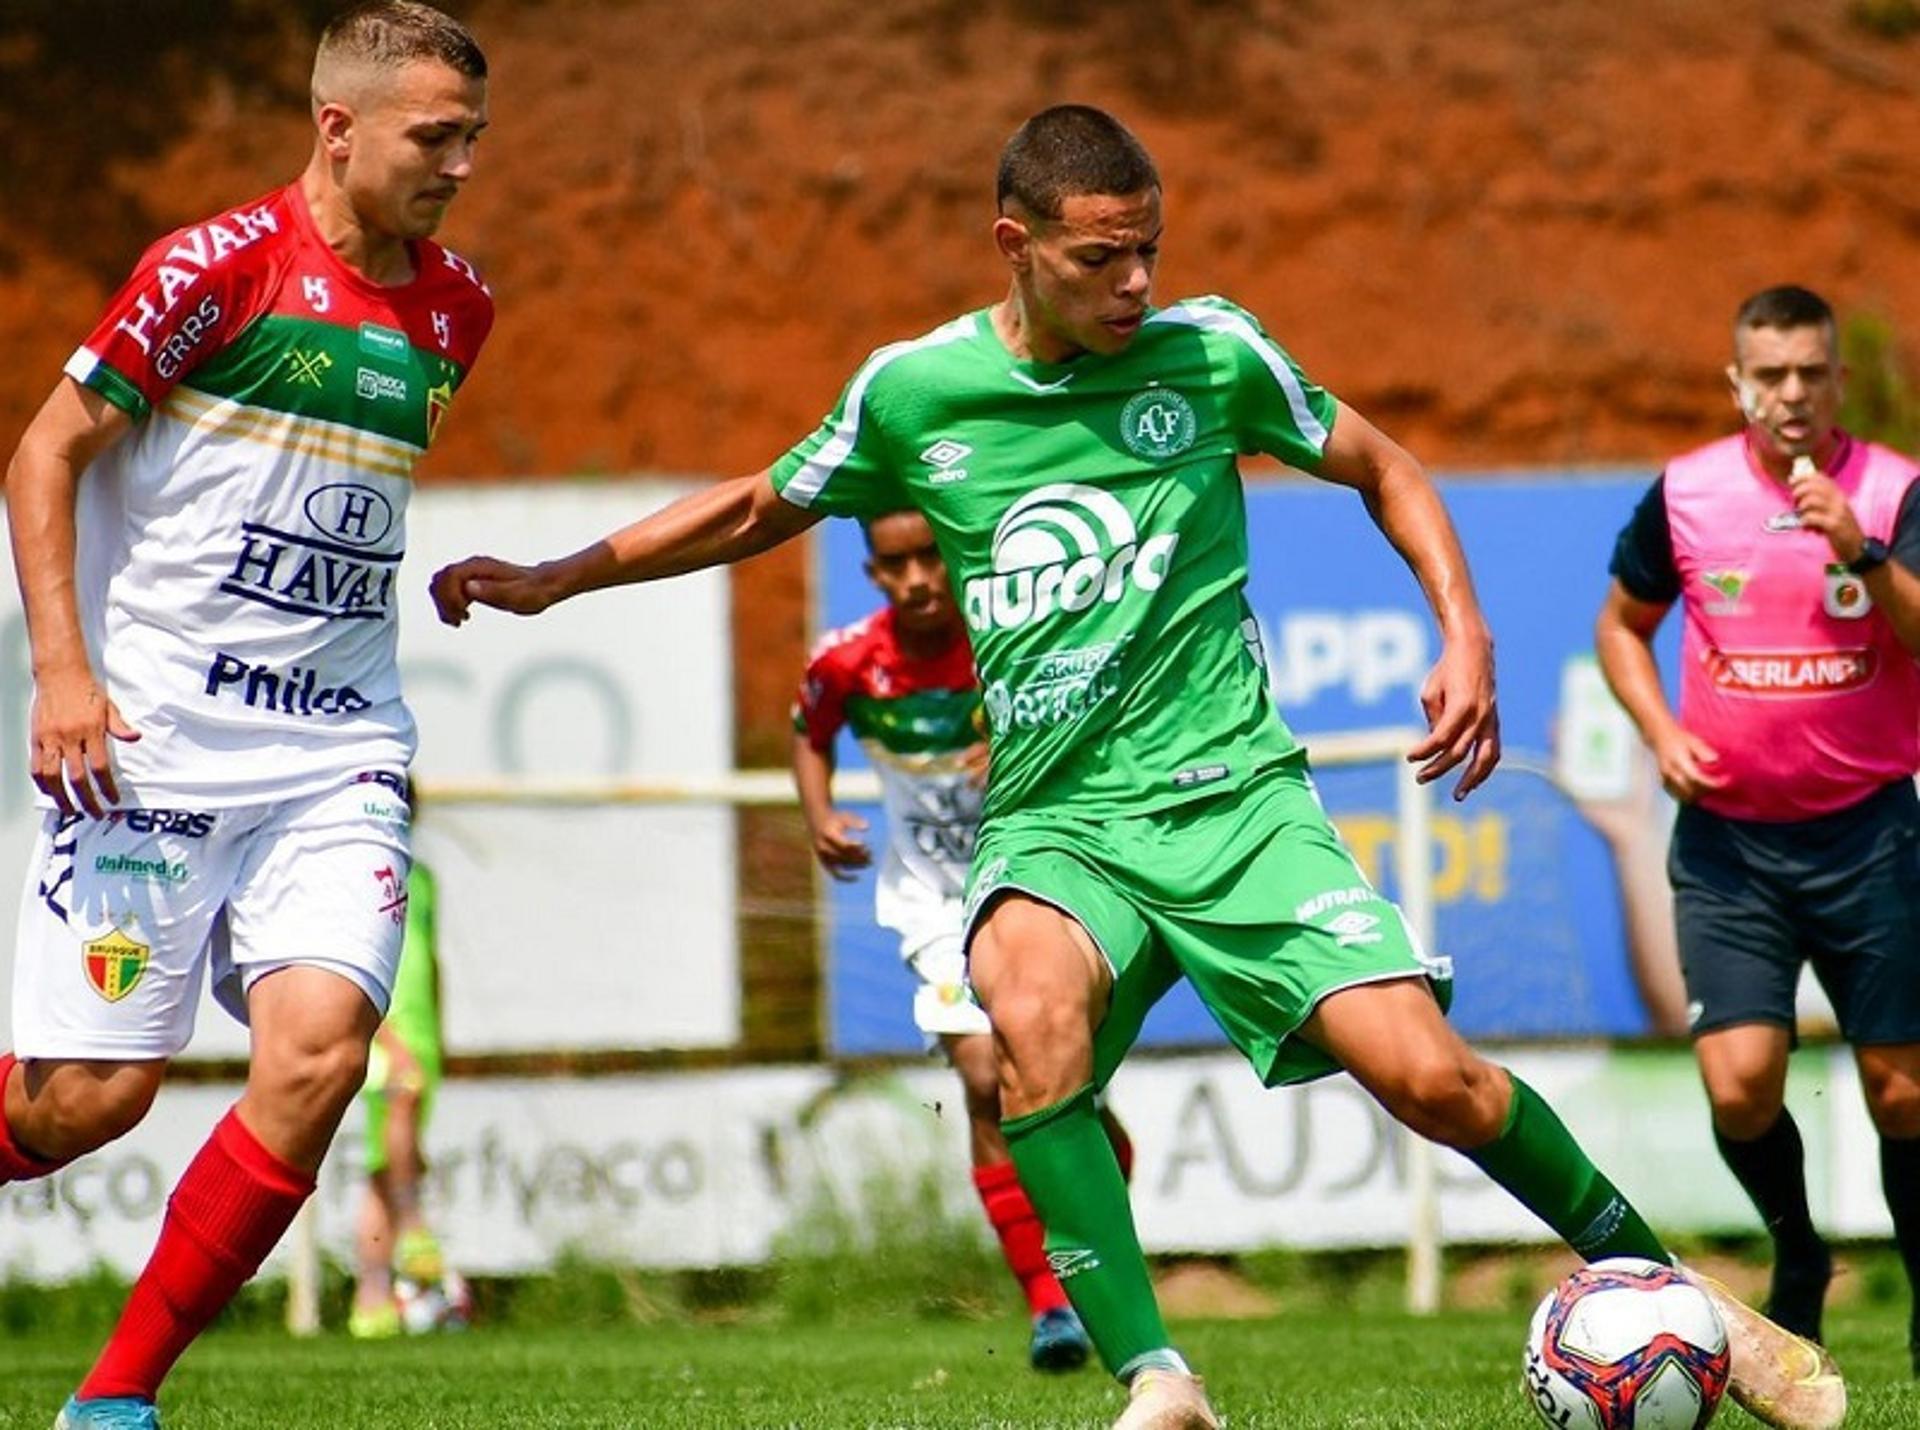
[0,1308,1914,1429]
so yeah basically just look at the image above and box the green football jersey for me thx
[772,297,1337,821]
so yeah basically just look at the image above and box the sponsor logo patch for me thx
[1823,565,1873,620]
[1704,647,1877,696]
[94,854,189,885]
[153,294,223,382]
[303,483,396,548]
[83,926,150,1003]
[223,520,400,622]
[1172,763,1230,790]
[1700,569,1748,615]
[982,638,1131,733]
[1294,886,1377,922]
[355,770,410,798]
[964,485,1177,633]
[108,207,277,358]
[203,652,374,716]
[358,321,410,363]
[106,809,217,838]
[356,367,408,402]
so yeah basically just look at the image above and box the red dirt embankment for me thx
[3,1,1918,752]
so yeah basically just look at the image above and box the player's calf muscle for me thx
[13,1059,164,1159]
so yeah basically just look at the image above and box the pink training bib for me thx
[1665,431,1920,821]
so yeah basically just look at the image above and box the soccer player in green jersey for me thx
[432,106,1841,1430]
[350,849,465,1338]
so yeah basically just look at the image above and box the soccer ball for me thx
[395,1270,473,1334]
[1522,1257,1731,1430]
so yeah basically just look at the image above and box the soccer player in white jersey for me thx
[0,6,492,1426]
[433,107,1840,1430]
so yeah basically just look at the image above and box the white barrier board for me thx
[0,1047,1891,1282]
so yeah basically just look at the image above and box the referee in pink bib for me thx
[1597,285,1920,1369]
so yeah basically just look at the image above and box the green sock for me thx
[1468,1073,1668,1262]
[1004,1085,1181,1380]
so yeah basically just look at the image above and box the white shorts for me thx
[876,856,990,1040]
[11,772,411,1060]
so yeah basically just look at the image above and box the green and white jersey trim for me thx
[778,315,977,509]
[1148,298,1331,456]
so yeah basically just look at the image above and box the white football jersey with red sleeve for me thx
[55,184,493,805]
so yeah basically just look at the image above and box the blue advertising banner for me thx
[815,474,1682,1054]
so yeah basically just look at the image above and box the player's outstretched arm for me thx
[1310,401,1499,798]
[4,378,140,816]
[431,468,821,625]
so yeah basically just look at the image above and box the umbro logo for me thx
[1324,910,1383,946]
[1046,1248,1100,1280]
[921,439,971,485]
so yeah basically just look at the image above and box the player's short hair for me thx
[1734,285,1835,343]
[996,105,1160,221]
[313,1,487,107]
[860,509,929,552]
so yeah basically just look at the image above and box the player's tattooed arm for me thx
[432,468,822,624]
[1309,400,1500,799]
[4,379,141,816]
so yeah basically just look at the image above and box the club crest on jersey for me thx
[1120,386,1196,460]
[1824,564,1873,619]
[432,311,452,349]
[964,484,1177,632]
[302,275,331,314]
[83,926,149,1003]
[426,377,454,444]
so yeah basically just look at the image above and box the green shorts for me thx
[361,1034,441,1175]
[963,755,1451,1089]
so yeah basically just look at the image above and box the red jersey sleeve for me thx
[793,641,855,752]
[63,191,288,422]
[414,239,496,380]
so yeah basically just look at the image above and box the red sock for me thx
[973,1160,1070,1316]
[79,1108,313,1402]
[0,1054,67,1185]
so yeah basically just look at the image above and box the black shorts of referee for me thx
[1671,778,1920,1044]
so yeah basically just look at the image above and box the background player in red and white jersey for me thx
[793,509,1134,1372]
[0,6,491,1426]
